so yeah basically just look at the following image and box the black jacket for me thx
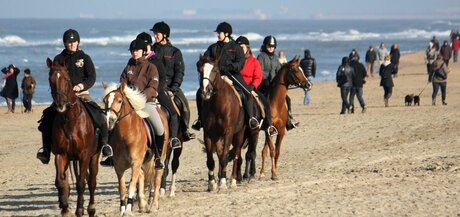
[1,66,19,98]
[54,49,96,91]
[390,48,400,64]
[365,49,377,63]
[200,40,245,77]
[152,43,185,89]
[300,57,316,77]
[147,54,167,91]
[379,62,396,87]
[350,60,366,87]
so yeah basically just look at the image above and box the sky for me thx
[1,0,459,20]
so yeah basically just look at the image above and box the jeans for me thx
[453,50,458,63]
[303,76,312,105]
[432,82,447,102]
[349,87,365,109]
[340,86,351,113]
[383,86,393,100]
[22,93,33,112]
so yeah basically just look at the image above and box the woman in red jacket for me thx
[236,36,277,136]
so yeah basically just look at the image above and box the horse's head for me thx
[282,56,312,91]
[197,54,220,100]
[47,57,75,113]
[102,81,147,130]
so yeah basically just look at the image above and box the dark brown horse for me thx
[197,55,256,191]
[46,57,101,217]
[102,82,169,213]
[260,56,312,180]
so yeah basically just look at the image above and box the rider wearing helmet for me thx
[257,35,299,130]
[192,22,260,131]
[37,29,109,164]
[150,21,195,141]
[137,31,182,149]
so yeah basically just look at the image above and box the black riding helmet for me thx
[136,32,153,45]
[215,22,232,35]
[263,35,277,48]
[236,36,250,46]
[150,21,170,37]
[129,38,147,52]
[63,29,80,43]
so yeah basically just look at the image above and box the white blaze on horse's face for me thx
[202,63,214,99]
[106,92,116,130]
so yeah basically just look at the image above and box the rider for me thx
[150,21,195,141]
[236,36,278,136]
[36,29,109,164]
[257,35,299,130]
[191,22,259,131]
[136,32,182,149]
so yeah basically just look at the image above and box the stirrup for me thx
[267,126,278,137]
[170,137,182,150]
[101,144,113,157]
[36,148,50,164]
[249,117,260,130]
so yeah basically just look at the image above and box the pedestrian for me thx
[377,42,389,65]
[1,64,20,113]
[425,42,437,82]
[439,40,452,66]
[390,44,400,76]
[278,50,288,65]
[348,49,360,61]
[336,57,353,114]
[365,46,377,77]
[299,49,316,105]
[431,55,450,106]
[379,54,397,107]
[452,36,459,63]
[21,68,36,113]
[349,55,367,113]
[431,36,440,53]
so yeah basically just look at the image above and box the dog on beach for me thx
[413,95,420,106]
[405,94,414,106]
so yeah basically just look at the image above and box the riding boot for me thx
[169,113,182,149]
[36,106,56,164]
[153,134,164,169]
[244,93,259,130]
[191,89,202,131]
[285,96,299,131]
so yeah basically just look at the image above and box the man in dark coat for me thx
[299,49,316,105]
[349,56,367,113]
[1,64,20,113]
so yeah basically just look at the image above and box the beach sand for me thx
[0,51,459,216]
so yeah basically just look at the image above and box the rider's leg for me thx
[36,106,57,164]
[191,88,202,130]
[286,95,299,130]
[174,89,195,140]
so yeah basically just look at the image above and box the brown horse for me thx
[260,56,312,180]
[102,82,169,214]
[197,55,260,191]
[46,57,101,217]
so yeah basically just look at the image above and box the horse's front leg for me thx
[169,148,182,197]
[115,167,127,216]
[244,130,259,181]
[137,169,147,213]
[125,160,142,214]
[272,130,285,180]
[205,137,217,192]
[76,158,90,217]
[149,167,164,211]
[260,132,271,179]
[87,153,100,217]
[55,154,71,216]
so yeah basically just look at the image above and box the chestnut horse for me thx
[102,82,169,214]
[260,57,312,180]
[46,58,101,217]
[197,55,260,191]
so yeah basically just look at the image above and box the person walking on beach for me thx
[150,21,195,141]
[439,40,452,66]
[336,57,353,114]
[452,36,459,63]
[431,36,440,53]
[425,42,437,82]
[377,42,389,65]
[349,55,367,113]
[390,44,400,76]
[278,50,288,65]
[379,54,397,107]
[20,68,36,113]
[431,55,450,106]
[36,29,109,165]
[348,49,360,61]
[299,49,316,105]
[1,64,20,114]
[365,46,377,77]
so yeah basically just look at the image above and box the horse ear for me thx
[46,58,53,68]
[120,80,126,92]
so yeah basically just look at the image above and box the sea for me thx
[0,18,459,105]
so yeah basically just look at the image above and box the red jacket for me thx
[452,38,459,51]
[240,55,262,88]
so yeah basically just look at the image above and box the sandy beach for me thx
[0,51,459,216]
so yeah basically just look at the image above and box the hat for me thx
[214,22,232,35]
[236,36,250,45]
[24,68,31,74]
[384,54,391,61]
[150,21,170,37]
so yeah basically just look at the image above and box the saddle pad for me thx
[221,75,242,107]
[251,91,265,118]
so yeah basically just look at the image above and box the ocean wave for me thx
[0,28,453,48]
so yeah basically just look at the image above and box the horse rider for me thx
[36,29,109,164]
[101,38,166,167]
[150,21,195,142]
[236,35,278,136]
[192,22,260,131]
[257,35,299,130]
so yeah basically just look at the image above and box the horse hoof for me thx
[259,173,266,180]
[87,204,96,217]
[230,179,237,188]
[271,175,279,181]
[169,191,176,197]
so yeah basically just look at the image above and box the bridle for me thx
[50,68,77,109]
[104,89,134,125]
[200,61,219,99]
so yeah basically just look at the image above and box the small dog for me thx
[405,94,414,106]
[413,95,420,106]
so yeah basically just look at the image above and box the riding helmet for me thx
[136,32,153,45]
[129,38,147,52]
[150,21,170,37]
[215,22,232,35]
[63,29,80,43]
[263,35,277,48]
[236,36,250,46]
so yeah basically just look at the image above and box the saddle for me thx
[222,76,265,119]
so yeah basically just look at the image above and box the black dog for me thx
[413,95,420,106]
[405,94,414,106]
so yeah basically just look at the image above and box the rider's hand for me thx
[73,83,84,92]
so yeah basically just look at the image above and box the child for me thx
[21,68,36,113]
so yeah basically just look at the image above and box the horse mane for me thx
[102,83,146,111]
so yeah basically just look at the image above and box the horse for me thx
[102,82,169,214]
[197,54,259,191]
[260,56,312,180]
[46,57,102,217]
